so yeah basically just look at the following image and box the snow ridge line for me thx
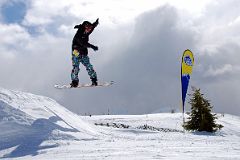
[44,106,79,132]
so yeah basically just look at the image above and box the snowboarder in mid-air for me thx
[70,18,99,87]
[54,18,113,89]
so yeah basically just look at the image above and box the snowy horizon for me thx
[0,87,239,159]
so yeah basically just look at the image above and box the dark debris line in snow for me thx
[95,122,183,133]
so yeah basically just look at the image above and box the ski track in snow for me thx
[0,87,240,160]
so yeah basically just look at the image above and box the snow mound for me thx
[1,87,240,160]
[0,87,98,158]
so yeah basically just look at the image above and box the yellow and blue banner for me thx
[181,49,194,114]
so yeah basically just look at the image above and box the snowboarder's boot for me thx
[91,77,98,86]
[70,80,79,88]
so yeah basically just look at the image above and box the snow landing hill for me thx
[0,87,240,160]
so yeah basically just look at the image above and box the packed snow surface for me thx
[0,87,239,159]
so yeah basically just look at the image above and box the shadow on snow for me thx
[1,115,78,159]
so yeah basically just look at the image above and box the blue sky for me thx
[1,1,27,24]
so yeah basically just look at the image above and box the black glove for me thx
[74,24,80,29]
[93,18,99,27]
[91,45,98,51]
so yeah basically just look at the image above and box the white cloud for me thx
[0,23,29,44]
[193,0,240,56]
[1,0,240,115]
[22,0,212,27]
[0,23,30,59]
[23,0,69,26]
[205,64,233,76]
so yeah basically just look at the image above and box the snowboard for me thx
[54,81,114,89]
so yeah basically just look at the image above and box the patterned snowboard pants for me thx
[71,49,97,82]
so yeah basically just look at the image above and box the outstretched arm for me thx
[92,18,99,27]
[87,18,99,35]
[86,18,99,51]
[83,42,98,51]
[74,39,98,51]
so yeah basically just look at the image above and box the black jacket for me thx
[72,22,97,55]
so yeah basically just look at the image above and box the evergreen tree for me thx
[183,88,223,132]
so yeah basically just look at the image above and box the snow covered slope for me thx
[0,87,99,159]
[0,87,240,159]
